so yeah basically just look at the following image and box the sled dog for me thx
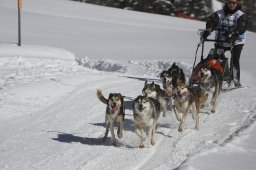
[133,95,161,148]
[160,63,186,93]
[160,62,186,98]
[198,65,222,113]
[142,81,169,117]
[173,82,206,132]
[97,89,125,145]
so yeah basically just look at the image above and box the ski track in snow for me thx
[0,57,256,170]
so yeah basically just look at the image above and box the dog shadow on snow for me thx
[52,132,110,146]
[52,132,137,148]
[91,118,134,133]
[51,99,136,147]
[51,112,135,147]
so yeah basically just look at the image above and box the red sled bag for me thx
[190,58,224,84]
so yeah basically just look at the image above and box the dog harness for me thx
[178,92,191,103]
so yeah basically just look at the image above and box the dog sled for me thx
[189,29,237,90]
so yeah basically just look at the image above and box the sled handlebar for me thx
[204,39,229,43]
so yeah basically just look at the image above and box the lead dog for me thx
[133,95,161,148]
[198,65,222,113]
[97,89,125,145]
[173,82,206,132]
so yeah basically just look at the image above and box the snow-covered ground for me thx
[0,0,256,169]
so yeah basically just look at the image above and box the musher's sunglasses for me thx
[228,1,237,5]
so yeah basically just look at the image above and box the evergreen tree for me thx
[243,0,256,32]
[190,0,210,20]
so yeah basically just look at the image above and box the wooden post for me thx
[18,0,22,46]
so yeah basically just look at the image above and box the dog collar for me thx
[164,90,172,97]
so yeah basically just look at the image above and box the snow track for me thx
[1,70,256,170]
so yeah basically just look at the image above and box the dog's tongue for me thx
[202,75,207,81]
[164,82,169,89]
[111,107,117,113]
[163,83,167,89]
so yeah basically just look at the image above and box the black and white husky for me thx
[160,62,186,96]
[133,95,161,148]
[97,89,125,146]
[198,65,222,113]
[142,81,169,117]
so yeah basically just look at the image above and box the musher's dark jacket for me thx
[206,4,246,47]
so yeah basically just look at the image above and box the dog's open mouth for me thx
[110,106,119,113]
[200,74,207,81]
[137,106,146,112]
[163,82,167,89]
[163,81,171,89]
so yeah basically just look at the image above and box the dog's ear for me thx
[178,68,186,81]
[155,84,161,90]
[108,93,114,99]
[116,93,123,100]
[134,95,141,101]
[118,93,125,113]
[160,71,164,78]
[144,80,148,86]
[171,62,176,67]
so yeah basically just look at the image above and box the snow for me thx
[212,0,224,12]
[0,0,256,169]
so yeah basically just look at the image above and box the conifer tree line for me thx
[72,0,256,32]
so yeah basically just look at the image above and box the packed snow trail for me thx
[1,69,256,170]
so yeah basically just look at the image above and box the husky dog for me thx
[160,70,173,96]
[160,63,186,101]
[97,89,125,145]
[142,81,169,117]
[173,82,206,132]
[133,95,161,148]
[160,63,186,92]
[198,65,222,113]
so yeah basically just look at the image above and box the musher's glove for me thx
[201,30,210,41]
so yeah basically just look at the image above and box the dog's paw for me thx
[139,144,145,148]
[111,141,117,146]
[102,136,107,142]
[118,133,123,139]
[175,116,181,122]
[151,139,156,145]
